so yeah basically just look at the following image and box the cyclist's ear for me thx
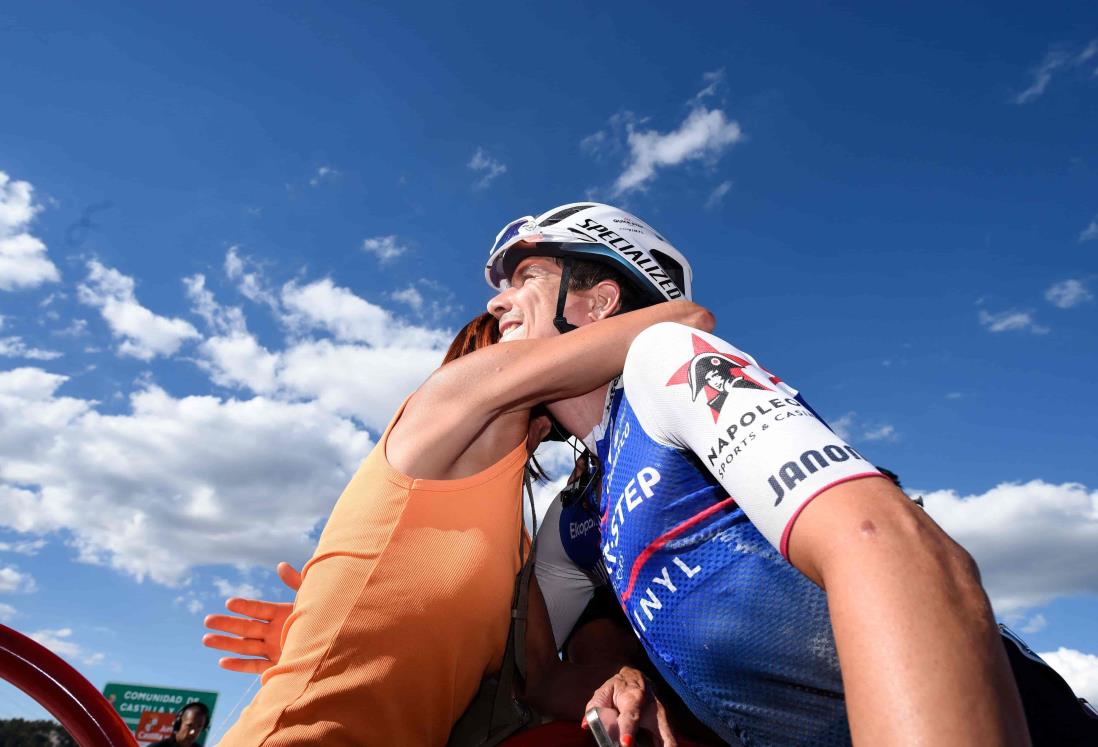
[589,279,623,320]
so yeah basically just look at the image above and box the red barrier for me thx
[0,624,137,746]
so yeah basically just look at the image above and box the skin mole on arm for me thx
[860,519,878,537]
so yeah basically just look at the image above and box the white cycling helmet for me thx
[485,203,693,306]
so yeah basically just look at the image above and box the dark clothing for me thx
[1001,626,1098,746]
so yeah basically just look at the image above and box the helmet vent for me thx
[539,205,595,227]
[650,249,686,296]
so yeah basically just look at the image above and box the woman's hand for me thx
[583,666,677,747]
[203,562,301,674]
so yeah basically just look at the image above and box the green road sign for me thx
[102,682,218,744]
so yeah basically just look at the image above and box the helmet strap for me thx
[553,257,577,334]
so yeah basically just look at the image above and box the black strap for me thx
[513,469,538,680]
[553,257,577,334]
[486,468,540,733]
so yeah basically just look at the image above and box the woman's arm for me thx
[389,300,712,477]
[455,301,713,417]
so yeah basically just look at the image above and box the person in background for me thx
[148,702,209,747]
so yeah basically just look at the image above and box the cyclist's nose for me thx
[487,287,514,318]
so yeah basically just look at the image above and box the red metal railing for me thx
[0,624,136,746]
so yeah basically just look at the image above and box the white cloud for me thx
[0,245,460,587]
[390,285,424,312]
[280,278,451,350]
[225,246,278,309]
[0,565,36,593]
[862,424,896,442]
[691,69,726,104]
[389,280,459,322]
[1037,647,1098,704]
[468,148,507,189]
[832,412,856,441]
[184,273,279,393]
[213,577,262,599]
[1045,278,1092,309]
[54,318,88,338]
[1020,613,1047,634]
[830,411,897,444]
[197,331,280,395]
[580,130,610,156]
[705,180,733,209]
[0,336,62,361]
[1014,50,1070,104]
[78,261,200,360]
[922,480,1098,614]
[1080,219,1098,242]
[28,628,104,667]
[277,339,441,432]
[1081,40,1098,64]
[977,309,1049,334]
[190,267,453,430]
[184,273,246,335]
[613,106,743,196]
[361,235,407,264]
[0,171,61,291]
[0,538,46,555]
[0,367,373,584]
[1014,39,1098,104]
[0,602,15,622]
[308,165,339,187]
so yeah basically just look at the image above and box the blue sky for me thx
[1,1,1096,739]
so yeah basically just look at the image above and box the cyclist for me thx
[483,202,1028,746]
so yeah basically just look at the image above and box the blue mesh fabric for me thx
[596,389,851,747]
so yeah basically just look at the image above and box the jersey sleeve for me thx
[622,321,884,559]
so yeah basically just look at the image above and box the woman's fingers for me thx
[202,633,266,657]
[217,656,273,675]
[277,562,302,592]
[224,597,285,621]
[204,614,268,639]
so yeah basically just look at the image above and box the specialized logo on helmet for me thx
[666,333,779,421]
[567,218,683,299]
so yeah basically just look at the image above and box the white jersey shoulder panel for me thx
[622,321,882,557]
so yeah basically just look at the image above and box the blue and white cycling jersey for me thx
[591,322,885,746]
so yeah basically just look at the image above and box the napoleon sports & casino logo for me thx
[665,333,781,421]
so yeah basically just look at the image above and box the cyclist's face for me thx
[487,255,591,341]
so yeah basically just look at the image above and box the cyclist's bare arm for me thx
[388,300,712,479]
[789,482,1028,746]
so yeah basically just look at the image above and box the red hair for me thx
[442,312,500,364]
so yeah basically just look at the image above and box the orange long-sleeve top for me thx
[218,404,529,747]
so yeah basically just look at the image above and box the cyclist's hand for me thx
[203,562,302,674]
[583,666,676,747]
